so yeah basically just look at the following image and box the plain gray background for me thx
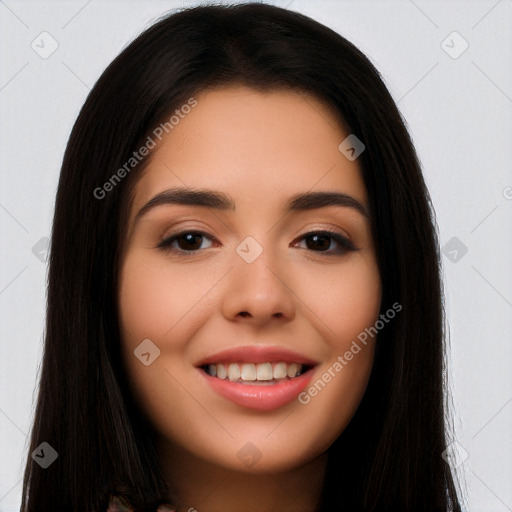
[1,1,511,510]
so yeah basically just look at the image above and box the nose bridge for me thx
[221,235,296,323]
[238,246,279,293]
[235,239,283,297]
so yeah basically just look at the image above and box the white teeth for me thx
[216,363,227,379]
[273,362,287,379]
[205,362,305,382]
[256,362,273,381]
[240,363,256,381]
[287,363,298,378]
[228,363,240,381]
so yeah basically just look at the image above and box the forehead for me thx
[131,86,367,217]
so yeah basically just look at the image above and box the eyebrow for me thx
[133,187,370,225]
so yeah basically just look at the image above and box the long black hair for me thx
[21,3,461,511]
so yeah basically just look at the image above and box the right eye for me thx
[157,231,217,256]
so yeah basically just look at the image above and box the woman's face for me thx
[118,85,381,473]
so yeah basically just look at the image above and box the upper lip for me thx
[195,346,319,367]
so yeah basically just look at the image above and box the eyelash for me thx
[156,229,358,257]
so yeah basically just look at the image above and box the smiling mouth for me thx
[200,362,314,385]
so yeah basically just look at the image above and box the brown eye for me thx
[157,231,215,254]
[295,231,357,254]
[175,233,204,251]
[305,233,331,251]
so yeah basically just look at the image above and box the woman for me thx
[21,3,462,511]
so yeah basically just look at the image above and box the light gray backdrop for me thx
[1,1,511,511]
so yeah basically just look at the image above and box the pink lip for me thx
[199,367,315,411]
[195,346,318,411]
[195,345,318,366]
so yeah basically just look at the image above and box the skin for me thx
[118,85,382,512]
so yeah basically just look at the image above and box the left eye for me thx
[293,231,356,254]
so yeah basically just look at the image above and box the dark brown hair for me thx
[21,3,461,511]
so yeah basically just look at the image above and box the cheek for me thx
[118,250,216,345]
[297,253,382,342]
[289,255,381,443]
[116,250,218,407]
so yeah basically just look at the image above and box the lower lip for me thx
[199,368,315,411]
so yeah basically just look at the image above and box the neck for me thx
[156,439,328,512]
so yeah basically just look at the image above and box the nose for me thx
[220,249,296,326]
